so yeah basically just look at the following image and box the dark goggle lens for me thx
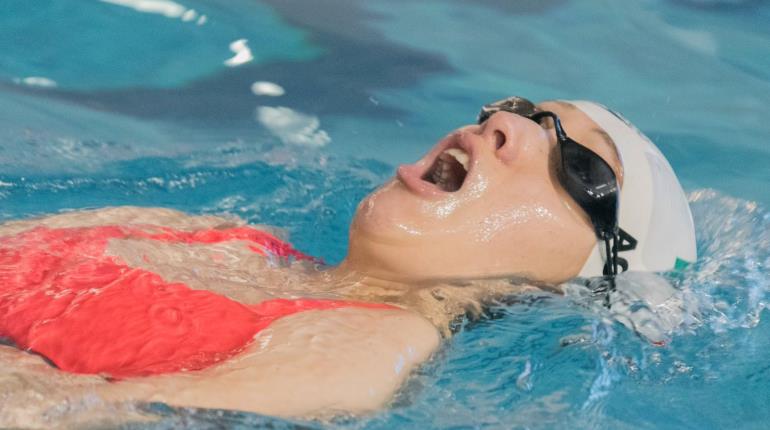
[558,138,619,236]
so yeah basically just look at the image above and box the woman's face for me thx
[343,100,623,284]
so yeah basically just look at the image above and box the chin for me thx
[351,179,425,241]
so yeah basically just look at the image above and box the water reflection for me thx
[224,39,254,67]
[251,81,285,97]
[99,0,206,24]
[256,106,331,148]
[12,76,57,88]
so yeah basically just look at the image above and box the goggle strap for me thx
[597,236,616,308]
[617,228,638,252]
[596,228,638,307]
[604,276,615,308]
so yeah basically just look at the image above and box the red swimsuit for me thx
[0,224,392,378]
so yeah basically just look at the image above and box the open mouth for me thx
[421,148,470,192]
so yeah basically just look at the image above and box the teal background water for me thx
[1,0,769,428]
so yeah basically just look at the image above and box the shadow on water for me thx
[672,0,767,10]
[4,0,615,127]
[6,0,452,127]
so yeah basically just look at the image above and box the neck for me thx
[309,258,544,337]
[314,260,415,295]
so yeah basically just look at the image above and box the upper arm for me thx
[107,307,441,418]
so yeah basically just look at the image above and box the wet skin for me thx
[0,101,623,427]
[342,100,622,284]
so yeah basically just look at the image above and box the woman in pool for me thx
[0,97,696,423]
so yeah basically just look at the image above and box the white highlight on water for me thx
[516,360,533,391]
[256,106,331,148]
[13,76,57,88]
[224,39,254,67]
[251,81,285,97]
[99,0,207,24]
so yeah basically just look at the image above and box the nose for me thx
[479,111,542,157]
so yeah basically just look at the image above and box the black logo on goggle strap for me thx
[592,228,638,307]
[602,228,637,276]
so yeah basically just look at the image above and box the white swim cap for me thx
[566,101,697,277]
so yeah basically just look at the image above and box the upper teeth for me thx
[443,148,469,171]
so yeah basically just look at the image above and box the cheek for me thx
[470,190,595,277]
[475,202,560,243]
[473,182,568,243]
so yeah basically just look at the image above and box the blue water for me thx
[1,0,769,428]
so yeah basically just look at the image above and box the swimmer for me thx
[0,97,696,426]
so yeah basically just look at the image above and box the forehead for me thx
[537,100,624,183]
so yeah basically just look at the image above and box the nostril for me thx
[494,130,506,150]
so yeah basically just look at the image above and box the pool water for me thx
[1,0,769,428]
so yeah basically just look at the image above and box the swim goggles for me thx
[477,97,637,290]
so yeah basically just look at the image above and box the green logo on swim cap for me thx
[674,257,692,271]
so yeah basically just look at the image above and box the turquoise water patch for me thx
[0,0,320,90]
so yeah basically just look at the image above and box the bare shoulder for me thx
[106,307,441,419]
